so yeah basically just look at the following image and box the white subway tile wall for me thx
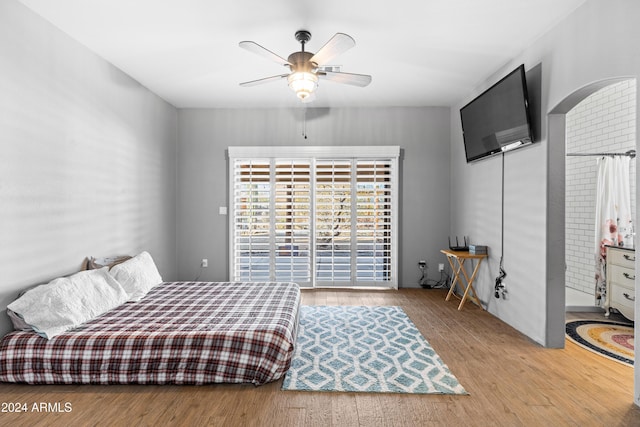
[565,79,636,296]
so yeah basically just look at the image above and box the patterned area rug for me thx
[566,319,634,366]
[282,306,467,394]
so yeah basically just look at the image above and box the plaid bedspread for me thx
[0,281,300,385]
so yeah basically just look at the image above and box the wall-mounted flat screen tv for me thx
[460,64,534,163]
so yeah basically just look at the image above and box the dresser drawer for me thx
[611,285,636,312]
[608,248,636,269]
[608,264,636,287]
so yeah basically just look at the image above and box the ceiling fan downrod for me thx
[295,30,312,52]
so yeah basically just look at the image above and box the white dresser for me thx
[605,246,635,321]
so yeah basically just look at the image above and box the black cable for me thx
[431,270,451,289]
[501,153,504,263]
[421,268,450,289]
[194,266,204,281]
[495,153,507,298]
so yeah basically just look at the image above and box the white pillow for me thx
[7,267,127,339]
[109,251,163,302]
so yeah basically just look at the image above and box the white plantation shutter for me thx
[229,146,398,289]
[233,160,271,281]
[356,160,393,284]
[274,161,311,284]
[315,160,353,283]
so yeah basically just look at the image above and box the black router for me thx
[448,236,469,251]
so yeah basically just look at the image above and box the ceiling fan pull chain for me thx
[302,107,308,139]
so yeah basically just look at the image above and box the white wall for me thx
[0,1,178,335]
[566,80,636,297]
[176,107,451,287]
[450,0,640,404]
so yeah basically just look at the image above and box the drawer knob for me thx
[623,292,636,302]
[623,272,636,281]
[623,254,636,262]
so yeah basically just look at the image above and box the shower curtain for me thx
[594,156,634,306]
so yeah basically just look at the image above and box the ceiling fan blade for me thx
[309,33,355,66]
[239,41,292,67]
[318,71,372,87]
[239,74,289,87]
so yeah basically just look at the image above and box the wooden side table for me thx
[441,249,487,310]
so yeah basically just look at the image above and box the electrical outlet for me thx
[438,263,444,272]
[418,260,426,267]
[201,259,208,268]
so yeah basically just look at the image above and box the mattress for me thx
[0,281,300,385]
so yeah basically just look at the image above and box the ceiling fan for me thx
[239,30,372,102]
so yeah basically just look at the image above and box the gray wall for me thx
[450,71,546,343]
[450,0,640,402]
[0,1,178,335]
[176,107,451,286]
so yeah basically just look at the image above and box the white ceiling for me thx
[18,0,586,109]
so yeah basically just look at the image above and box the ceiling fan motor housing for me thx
[287,51,316,73]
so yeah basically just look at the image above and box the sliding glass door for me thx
[230,146,398,289]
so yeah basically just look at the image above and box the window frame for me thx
[228,145,399,289]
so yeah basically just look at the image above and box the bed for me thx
[0,255,300,386]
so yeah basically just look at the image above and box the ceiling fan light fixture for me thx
[287,71,318,100]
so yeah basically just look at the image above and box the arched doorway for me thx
[565,80,636,309]
[546,77,636,360]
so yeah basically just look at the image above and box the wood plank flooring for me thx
[0,288,638,426]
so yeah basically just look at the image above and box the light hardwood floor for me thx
[0,288,638,426]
